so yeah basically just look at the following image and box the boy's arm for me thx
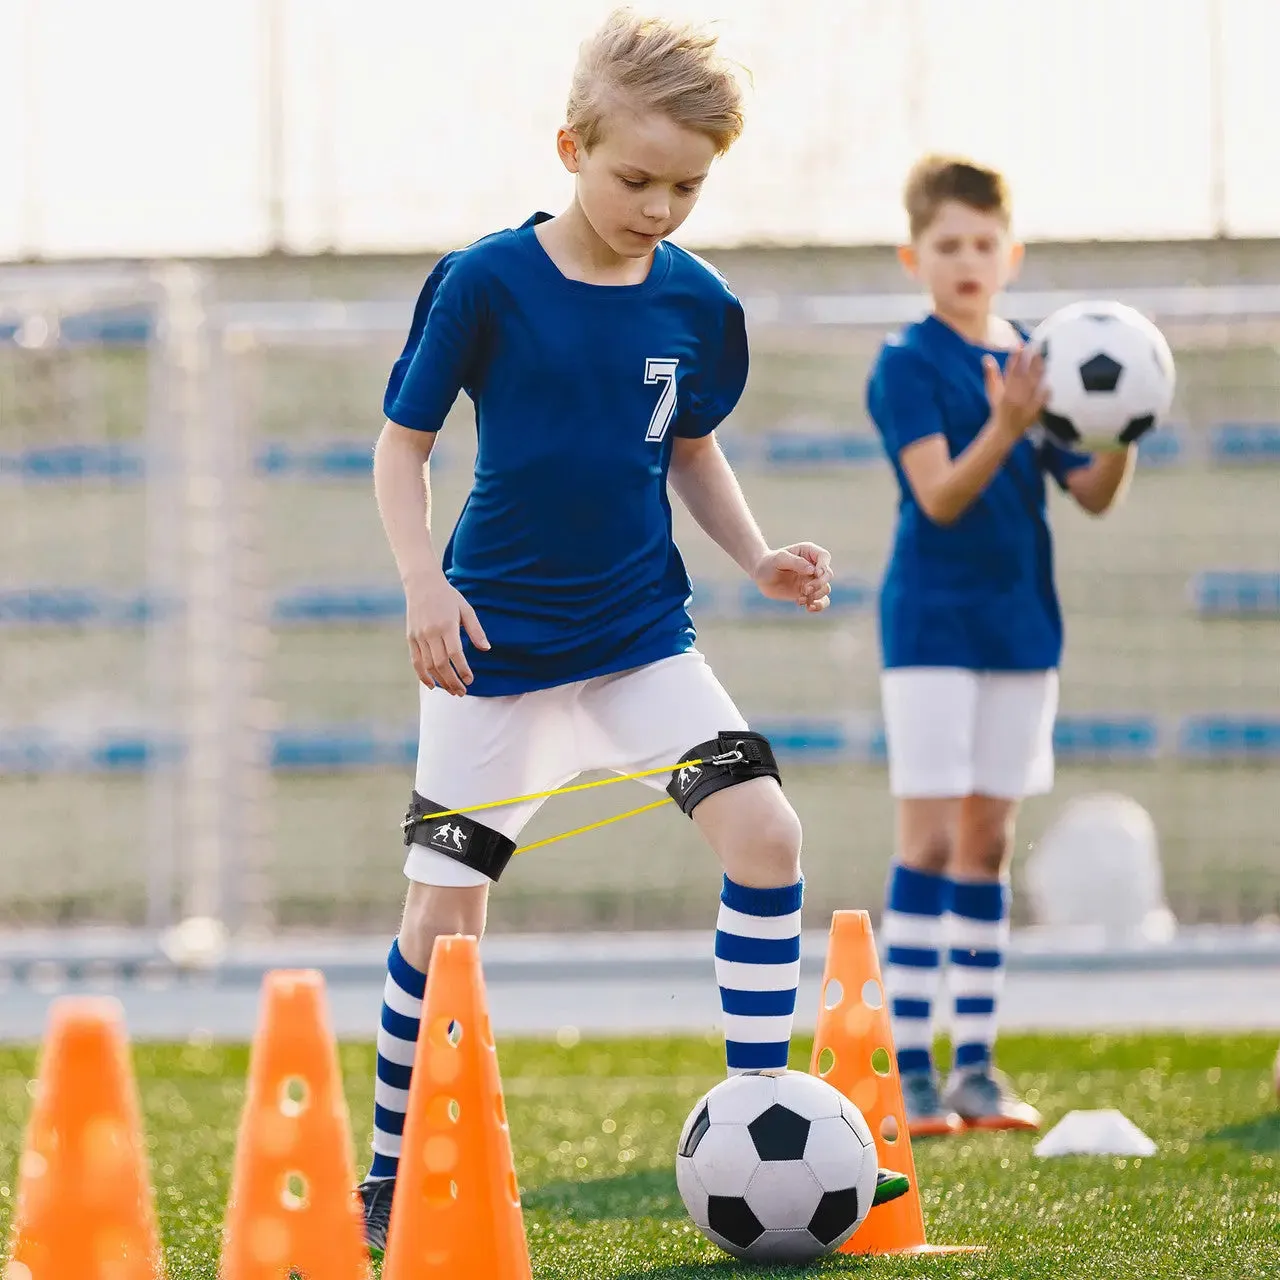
[1063,446,1137,515]
[668,433,768,574]
[669,434,831,611]
[899,420,1022,526]
[375,257,491,694]
[890,349,1044,526]
[373,421,445,591]
[374,419,489,694]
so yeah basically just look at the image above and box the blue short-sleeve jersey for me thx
[384,212,749,695]
[866,314,1092,672]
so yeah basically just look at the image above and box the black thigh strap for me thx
[402,792,516,882]
[666,730,782,817]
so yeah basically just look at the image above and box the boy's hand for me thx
[984,345,1047,439]
[752,543,833,612]
[405,574,490,695]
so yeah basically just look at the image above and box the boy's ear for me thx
[1007,240,1026,279]
[896,243,919,278]
[556,127,584,174]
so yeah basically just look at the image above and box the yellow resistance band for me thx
[402,752,738,855]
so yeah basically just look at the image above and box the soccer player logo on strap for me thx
[864,155,1141,1139]
[355,8,908,1258]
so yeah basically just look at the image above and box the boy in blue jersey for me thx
[357,9,907,1254]
[866,156,1137,1137]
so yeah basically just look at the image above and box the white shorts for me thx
[407,651,747,887]
[880,668,1058,800]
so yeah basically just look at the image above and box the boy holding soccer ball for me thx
[866,156,1137,1136]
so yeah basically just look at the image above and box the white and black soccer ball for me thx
[675,1070,877,1264]
[1029,300,1176,452]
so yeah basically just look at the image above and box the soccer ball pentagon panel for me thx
[675,1069,877,1263]
[1029,300,1176,452]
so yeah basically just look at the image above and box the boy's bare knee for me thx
[398,881,489,971]
[955,829,1010,879]
[717,793,803,889]
[896,798,959,875]
[902,832,952,875]
[953,796,1017,879]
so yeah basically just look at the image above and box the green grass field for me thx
[1,1032,1275,1277]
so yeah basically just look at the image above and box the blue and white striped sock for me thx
[881,862,947,1077]
[715,876,803,1074]
[946,877,1009,1072]
[368,937,426,1180]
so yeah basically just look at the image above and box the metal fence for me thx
[1,260,1278,941]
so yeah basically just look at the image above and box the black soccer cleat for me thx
[357,1175,396,1259]
[873,1166,911,1207]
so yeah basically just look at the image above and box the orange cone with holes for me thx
[220,969,369,1280]
[7,997,165,1280]
[381,934,532,1280]
[810,911,984,1255]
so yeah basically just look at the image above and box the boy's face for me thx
[557,108,717,258]
[899,200,1023,321]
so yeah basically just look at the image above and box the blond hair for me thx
[566,7,746,155]
[904,154,1012,239]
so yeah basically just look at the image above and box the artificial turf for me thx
[0,1032,1275,1277]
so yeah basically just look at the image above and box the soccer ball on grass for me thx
[675,1069,878,1263]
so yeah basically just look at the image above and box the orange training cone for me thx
[6,996,166,1280]
[382,934,532,1280]
[220,969,369,1280]
[810,910,984,1255]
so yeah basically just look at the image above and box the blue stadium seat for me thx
[0,588,159,627]
[1190,571,1280,618]
[1136,427,1184,466]
[272,587,404,624]
[0,730,171,774]
[271,728,381,770]
[761,432,883,468]
[1177,716,1280,760]
[0,311,152,347]
[0,733,56,775]
[90,736,160,771]
[0,443,144,482]
[270,727,416,771]
[1053,715,1161,761]
[1208,422,1280,465]
[257,441,375,478]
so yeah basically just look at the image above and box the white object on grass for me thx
[1033,1109,1157,1158]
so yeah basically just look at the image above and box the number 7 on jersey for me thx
[644,357,680,442]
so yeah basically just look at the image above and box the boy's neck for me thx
[536,203,654,286]
[932,305,1011,349]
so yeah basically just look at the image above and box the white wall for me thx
[2,0,1277,259]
